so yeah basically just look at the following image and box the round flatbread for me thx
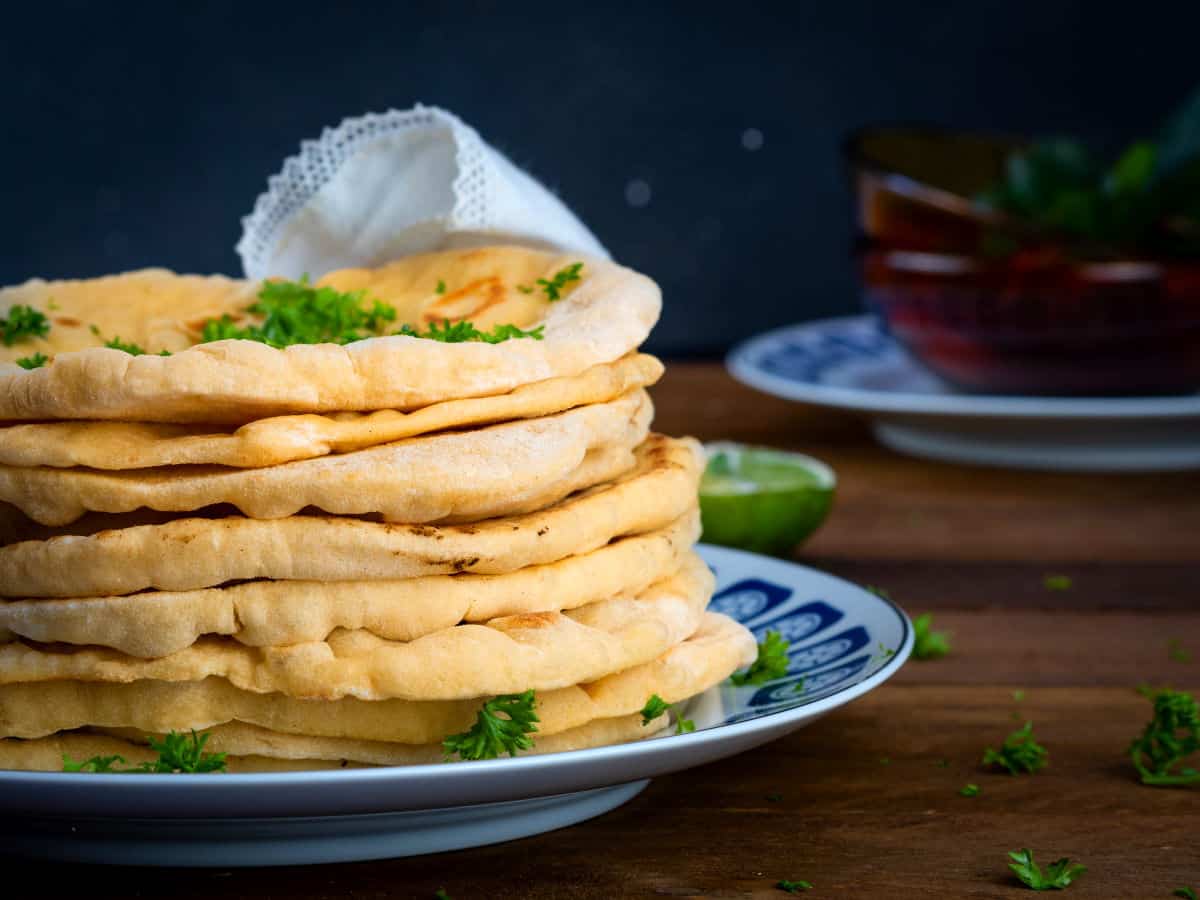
[0,354,662,470]
[0,554,713,701]
[0,246,660,423]
[0,389,652,526]
[0,612,755,742]
[0,435,703,598]
[0,713,670,772]
[0,512,698,657]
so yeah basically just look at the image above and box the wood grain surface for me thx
[10,363,1200,898]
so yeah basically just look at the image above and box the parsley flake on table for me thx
[537,262,583,301]
[777,883,816,897]
[776,879,813,893]
[911,612,951,660]
[730,630,790,686]
[1007,848,1086,891]
[443,690,539,761]
[640,693,670,725]
[1168,639,1192,663]
[1175,887,1198,900]
[397,319,545,344]
[960,783,980,797]
[199,276,398,347]
[1129,688,1200,787]
[1043,574,1073,592]
[983,721,1049,775]
[16,352,48,369]
[434,889,452,900]
[0,304,50,346]
[62,730,227,774]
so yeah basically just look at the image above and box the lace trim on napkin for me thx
[235,105,487,278]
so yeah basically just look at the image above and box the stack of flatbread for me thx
[0,246,755,772]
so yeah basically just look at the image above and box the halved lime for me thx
[699,442,836,557]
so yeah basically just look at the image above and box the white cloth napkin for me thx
[236,105,608,281]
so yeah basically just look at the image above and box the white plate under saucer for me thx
[727,315,1200,471]
[0,544,912,867]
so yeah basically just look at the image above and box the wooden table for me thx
[21,363,1200,897]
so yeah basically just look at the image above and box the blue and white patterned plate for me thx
[0,544,912,867]
[728,315,1200,471]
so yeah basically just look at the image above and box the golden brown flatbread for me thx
[0,354,662,470]
[0,512,698,657]
[0,435,703,598]
[0,713,670,772]
[0,612,755,742]
[0,389,652,526]
[0,247,660,423]
[0,554,712,701]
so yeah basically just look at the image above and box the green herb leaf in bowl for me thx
[978,83,1200,258]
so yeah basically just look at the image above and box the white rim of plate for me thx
[727,315,1200,420]
[0,545,913,815]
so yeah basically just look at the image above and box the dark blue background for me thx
[3,1,1197,355]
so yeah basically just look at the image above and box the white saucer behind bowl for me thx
[727,315,1200,472]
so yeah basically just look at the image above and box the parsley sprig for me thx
[639,694,695,735]
[87,323,170,356]
[397,319,544,344]
[731,630,791,686]
[1007,848,1086,891]
[197,277,545,349]
[775,879,813,893]
[443,690,539,761]
[983,721,1049,775]
[0,304,50,346]
[16,352,48,369]
[640,694,670,724]
[102,336,170,356]
[537,262,583,301]
[62,730,227,774]
[912,613,951,660]
[1129,689,1200,787]
[200,277,397,348]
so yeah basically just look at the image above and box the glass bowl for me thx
[845,127,1200,396]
